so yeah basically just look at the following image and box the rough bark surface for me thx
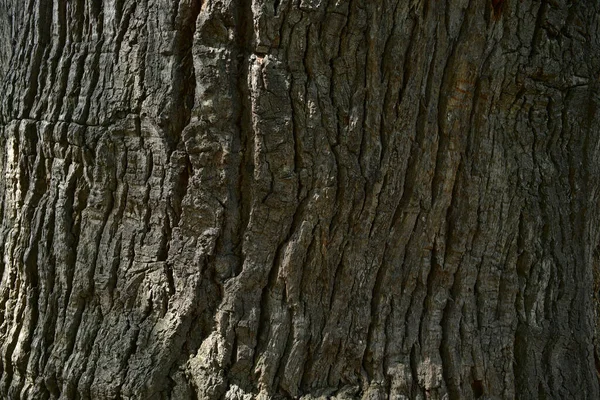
[0,0,599,399]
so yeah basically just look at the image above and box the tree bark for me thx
[0,0,599,399]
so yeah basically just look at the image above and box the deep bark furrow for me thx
[0,0,599,399]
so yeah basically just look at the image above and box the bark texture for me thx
[0,0,600,399]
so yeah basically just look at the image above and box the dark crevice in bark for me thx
[491,0,505,19]
[530,1,548,60]
[76,39,104,125]
[471,378,484,398]
[113,1,136,65]
[1,1,599,399]
[63,46,90,123]
[164,0,201,152]
[233,0,256,274]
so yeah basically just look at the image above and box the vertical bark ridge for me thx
[0,0,599,399]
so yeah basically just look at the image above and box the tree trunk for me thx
[0,0,599,399]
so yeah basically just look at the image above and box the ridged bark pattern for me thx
[0,0,599,399]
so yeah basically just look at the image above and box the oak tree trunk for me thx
[0,0,599,399]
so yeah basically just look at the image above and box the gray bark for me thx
[0,0,599,399]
